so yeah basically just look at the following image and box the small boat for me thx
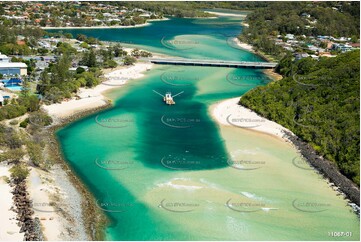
[153,90,184,105]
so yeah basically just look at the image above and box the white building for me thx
[0,53,27,76]
[0,53,10,62]
[0,62,28,76]
[285,34,295,40]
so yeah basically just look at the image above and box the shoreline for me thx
[42,23,150,30]
[231,37,283,81]
[231,37,255,53]
[209,97,360,208]
[0,164,25,241]
[43,62,153,121]
[42,18,169,30]
[39,58,155,240]
[204,11,247,18]
[210,97,295,142]
[5,23,355,240]
[47,106,113,240]
[231,36,278,62]
[38,35,280,240]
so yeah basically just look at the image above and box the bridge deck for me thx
[145,58,277,69]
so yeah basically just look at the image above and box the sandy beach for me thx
[263,68,283,81]
[231,37,255,52]
[27,165,88,240]
[43,62,153,120]
[0,164,24,241]
[42,18,169,30]
[210,97,294,141]
[230,37,283,81]
[204,11,248,18]
[147,17,170,22]
[42,23,151,30]
[241,22,249,27]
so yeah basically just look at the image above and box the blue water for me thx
[5,85,23,91]
[48,17,262,62]
[53,16,360,241]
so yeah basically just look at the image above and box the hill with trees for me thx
[239,1,360,59]
[240,50,360,185]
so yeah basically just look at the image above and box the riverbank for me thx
[210,97,294,142]
[42,23,150,30]
[209,97,360,209]
[42,18,169,30]
[0,164,25,241]
[43,62,153,121]
[204,11,247,18]
[38,57,154,240]
[0,44,154,241]
[27,165,88,240]
[231,37,283,81]
[231,37,255,53]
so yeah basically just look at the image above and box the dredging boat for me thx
[153,90,184,105]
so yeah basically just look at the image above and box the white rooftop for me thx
[0,52,9,59]
[0,62,27,68]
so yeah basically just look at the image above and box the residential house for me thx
[0,53,27,76]
[285,34,295,40]
[295,53,310,60]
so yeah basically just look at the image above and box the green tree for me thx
[123,56,137,65]
[10,165,29,183]
[64,33,73,39]
[76,34,87,41]
[86,49,97,67]
[104,60,118,69]
[240,50,360,185]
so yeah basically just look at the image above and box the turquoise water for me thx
[49,17,261,61]
[5,85,22,91]
[2,79,23,91]
[55,17,360,240]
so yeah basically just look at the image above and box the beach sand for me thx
[204,11,247,18]
[42,18,169,30]
[231,37,255,52]
[44,62,153,120]
[34,49,154,240]
[0,164,24,241]
[27,166,88,240]
[210,97,294,141]
[263,69,283,81]
[231,38,283,81]
[42,23,151,30]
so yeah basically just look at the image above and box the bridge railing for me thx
[141,58,278,68]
